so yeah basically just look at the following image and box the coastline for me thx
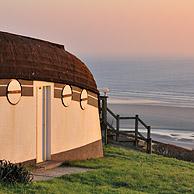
[108,102,194,150]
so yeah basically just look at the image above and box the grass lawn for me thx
[0,145,194,194]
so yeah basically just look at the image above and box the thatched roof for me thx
[0,31,98,93]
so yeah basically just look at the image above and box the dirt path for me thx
[33,167,92,181]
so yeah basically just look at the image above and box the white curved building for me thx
[0,31,103,164]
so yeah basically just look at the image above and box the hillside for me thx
[1,145,194,194]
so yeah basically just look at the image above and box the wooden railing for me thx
[100,96,152,154]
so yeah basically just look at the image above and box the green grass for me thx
[0,145,194,194]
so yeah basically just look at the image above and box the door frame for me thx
[36,85,51,163]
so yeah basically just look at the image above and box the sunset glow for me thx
[0,0,194,58]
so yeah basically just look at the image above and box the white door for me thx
[36,86,51,163]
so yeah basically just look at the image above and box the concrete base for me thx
[21,140,103,166]
[51,140,103,161]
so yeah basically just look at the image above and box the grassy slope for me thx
[0,145,194,194]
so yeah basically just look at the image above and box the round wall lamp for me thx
[80,89,88,110]
[7,79,22,105]
[61,85,72,107]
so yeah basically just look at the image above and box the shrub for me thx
[0,160,33,184]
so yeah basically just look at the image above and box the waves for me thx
[87,57,194,148]
[87,57,194,109]
[120,128,194,149]
[108,89,194,108]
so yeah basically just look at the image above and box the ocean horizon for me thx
[86,57,194,149]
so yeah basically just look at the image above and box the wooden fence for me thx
[100,96,152,154]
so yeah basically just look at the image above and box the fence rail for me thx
[100,96,152,154]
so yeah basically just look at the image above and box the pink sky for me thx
[0,0,194,58]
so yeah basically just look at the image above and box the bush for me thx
[0,160,33,184]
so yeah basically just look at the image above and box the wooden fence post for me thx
[147,126,152,154]
[134,115,139,147]
[116,115,120,141]
[101,96,108,145]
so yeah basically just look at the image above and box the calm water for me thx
[87,57,194,108]
[86,57,194,149]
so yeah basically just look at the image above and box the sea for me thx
[86,57,194,150]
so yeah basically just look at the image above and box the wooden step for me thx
[36,161,63,171]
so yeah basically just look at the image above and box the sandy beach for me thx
[108,103,194,150]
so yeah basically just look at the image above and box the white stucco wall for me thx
[0,80,101,163]
[0,97,36,163]
[52,99,101,154]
